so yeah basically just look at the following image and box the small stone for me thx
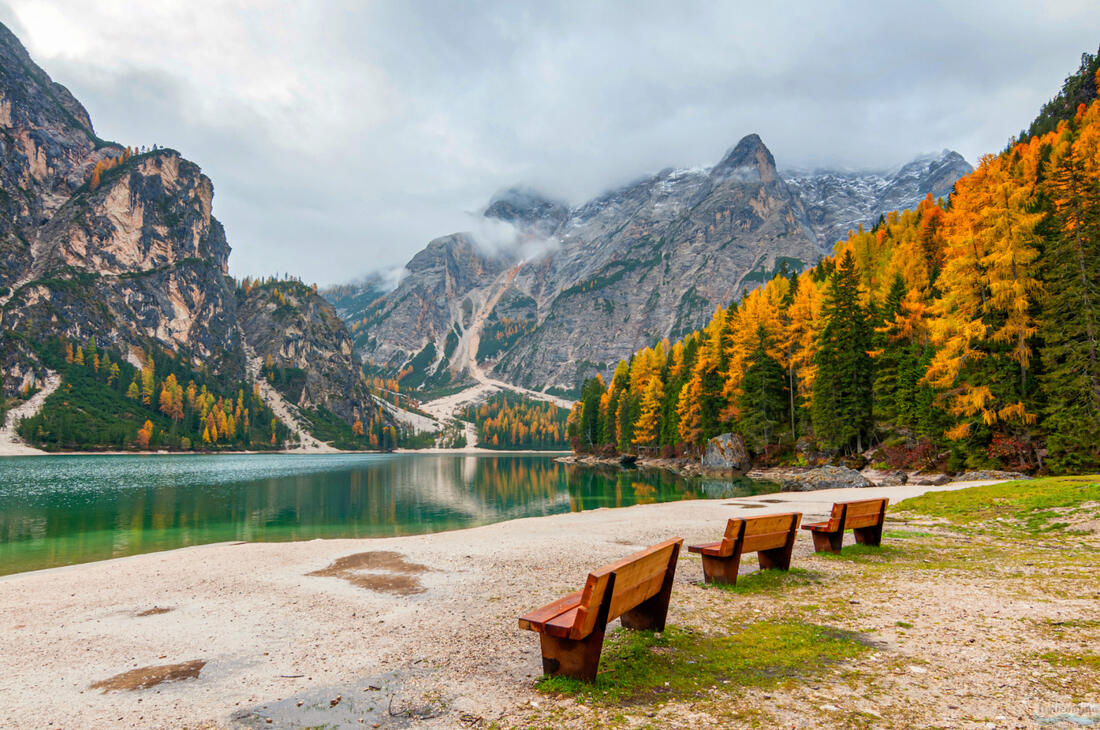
[908,665,927,674]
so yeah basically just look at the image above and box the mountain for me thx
[237,278,375,428]
[783,150,973,253]
[332,137,972,395]
[0,23,392,450]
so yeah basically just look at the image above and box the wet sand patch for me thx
[308,551,432,596]
[135,606,174,617]
[90,660,205,692]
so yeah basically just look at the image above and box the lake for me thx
[0,453,777,576]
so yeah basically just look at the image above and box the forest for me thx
[18,337,289,451]
[569,61,1100,475]
[462,392,570,450]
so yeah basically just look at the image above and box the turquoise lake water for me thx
[0,453,777,576]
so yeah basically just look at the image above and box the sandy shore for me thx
[0,480,1005,729]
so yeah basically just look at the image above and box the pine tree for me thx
[1039,113,1100,469]
[737,325,789,452]
[872,274,907,424]
[812,251,873,452]
[578,376,606,452]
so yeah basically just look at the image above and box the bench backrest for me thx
[722,512,802,554]
[843,498,888,529]
[825,498,888,530]
[575,537,682,637]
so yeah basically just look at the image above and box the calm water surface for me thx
[0,453,776,576]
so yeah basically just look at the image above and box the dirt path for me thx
[370,393,442,434]
[0,371,60,456]
[420,266,573,432]
[242,343,337,453]
[0,480,1060,729]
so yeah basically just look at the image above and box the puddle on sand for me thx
[89,660,205,692]
[307,551,432,596]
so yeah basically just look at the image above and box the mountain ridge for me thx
[329,138,972,396]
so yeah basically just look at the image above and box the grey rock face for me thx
[344,233,509,376]
[780,466,874,492]
[951,470,1031,482]
[238,281,375,424]
[874,470,909,487]
[783,150,973,252]
[701,432,751,475]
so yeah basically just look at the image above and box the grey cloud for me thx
[1,0,1096,285]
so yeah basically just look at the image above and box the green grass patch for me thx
[895,621,913,629]
[703,568,822,595]
[883,529,933,539]
[535,620,871,705]
[896,476,1100,536]
[1040,651,1100,670]
[817,544,903,563]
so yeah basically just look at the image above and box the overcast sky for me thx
[1,1,1096,285]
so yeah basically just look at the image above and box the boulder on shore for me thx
[874,470,909,487]
[701,433,751,476]
[781,466,873,492]
[952,470,1030,482]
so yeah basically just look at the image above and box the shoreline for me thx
[0,479,1008,729]
[0,446,572,458]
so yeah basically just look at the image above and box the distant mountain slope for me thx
[331,137,971,395]
[783,150,972,253]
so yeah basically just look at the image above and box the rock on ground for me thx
[781,465,873,492]
[701,433,751,476]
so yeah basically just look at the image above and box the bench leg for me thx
[811,530,843,554]
[621,590,673,631]
[700,552,741,586]
[853,524,883,546]
[538,630,606,682]
[757,545,793,571]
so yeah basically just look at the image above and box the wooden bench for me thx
[687,512,801,586]
[517,537,683,681]
[801,498,889,553]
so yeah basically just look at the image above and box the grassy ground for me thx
[510,477,1100,728]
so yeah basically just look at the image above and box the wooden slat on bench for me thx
[742,514,800,536]
[544,607,582,638]
[518,589,583,633]
[688,540,725,556]
[741,529,795,554]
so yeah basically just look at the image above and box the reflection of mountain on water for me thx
[0,454,757,575]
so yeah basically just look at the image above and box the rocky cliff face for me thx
[0,21,243,392]
[0,23,385,443]
[237,279,374,424]
[332,135,971,395]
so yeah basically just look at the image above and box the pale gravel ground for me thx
[0,481,1004,730]
[0,372,60,456]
